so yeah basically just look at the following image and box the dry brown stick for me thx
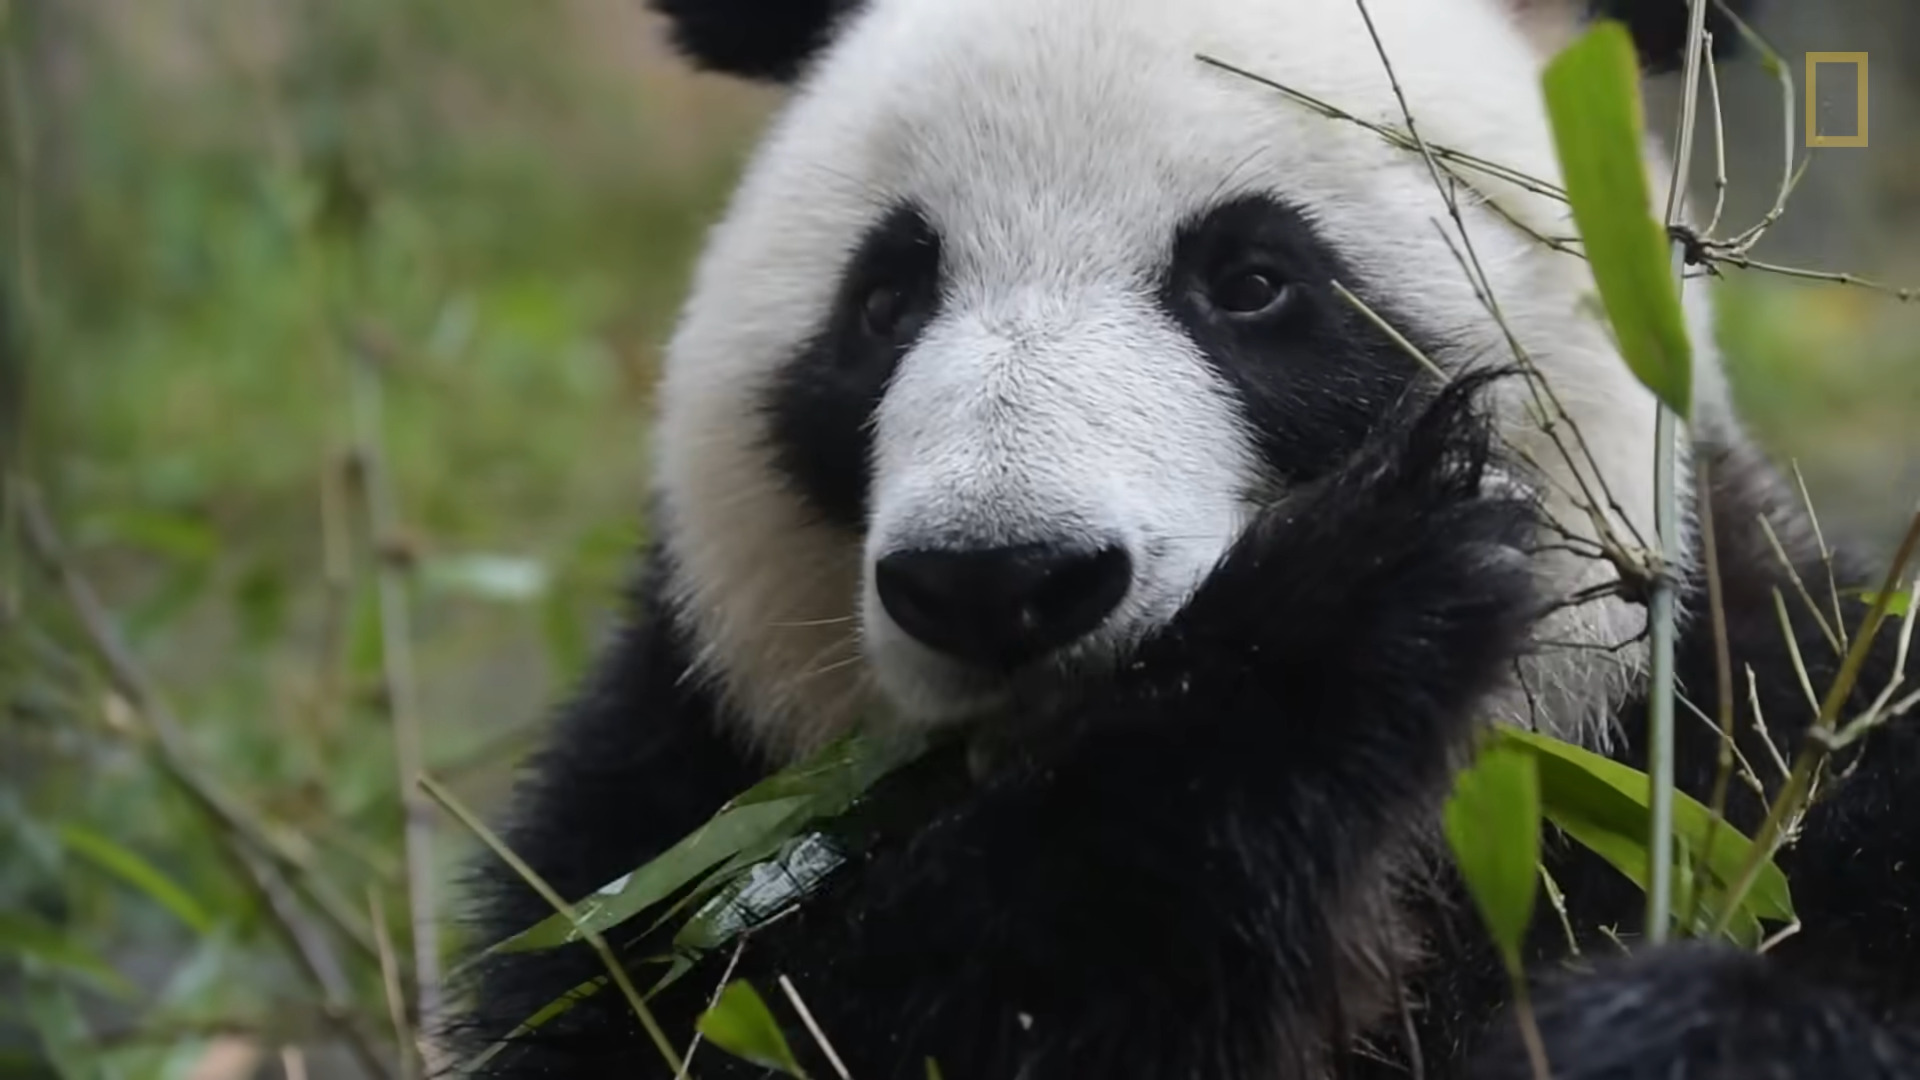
[371,887,420,1080]
[348,334,443,1041]
[237,846,398,1080]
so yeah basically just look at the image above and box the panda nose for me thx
[875,543,1132,669]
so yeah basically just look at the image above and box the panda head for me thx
[650,0,1745,759]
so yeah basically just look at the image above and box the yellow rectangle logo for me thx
[1806,52,1869,148]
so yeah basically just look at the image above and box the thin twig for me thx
[677,938,751,1080]
[1690,457,1738,932]
[1700,32,1729,236]
[350,337,443,1039]
[1758,514,1843,656]
[1745,665,1793,782]
[1539,865,1580,958]
[779,975,853,1080]
[1195,54,1570,205]
[1788,462,1849,655]
[1770,589,1823,716]
[1713,509,1920,937]
[418,772,686,1076]
[371,888,419,1080]
[1639,0,1714,949]
[1330,279,1447,382]
[234,845,398,1080]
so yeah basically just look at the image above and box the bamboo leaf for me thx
[492,732,927,954]
[1859,588,1912,617]
[0,914,139,1000]
[696,981,809,1078]
[57,824,216,936]
[1443,741,1542,972]
[1495,727,1793,938]
[1542,21,1694,417]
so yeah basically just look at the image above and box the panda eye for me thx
[1208,268,1292,318]
[860,283,916,339]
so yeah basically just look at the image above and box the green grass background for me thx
[2,3,1915,1079]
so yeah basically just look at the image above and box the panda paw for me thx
[1133,371,1543,751]
[1471,944,1920,1080]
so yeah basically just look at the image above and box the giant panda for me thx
[448,0,1920,1076]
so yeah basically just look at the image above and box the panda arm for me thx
[1472,465,1920,1080]
[688,381,1540,1080]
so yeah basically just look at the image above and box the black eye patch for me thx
[1160,194,1446,486]
[763,204,944,531]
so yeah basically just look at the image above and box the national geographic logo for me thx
[1806,52,1869,148]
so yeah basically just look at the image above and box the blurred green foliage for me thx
[0,3,1914,1079]
[2,2,768,1076]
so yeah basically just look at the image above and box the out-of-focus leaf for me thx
[23,980,118,1080]
[423,553,549,602]
[1495,727,1793,941]
[126,564,213,642]
[0,915,139,999]
[58,824,216,936]
[231,562,290,642]
[1443,741,1541,973]
[77,509,218,563]
[1542,21,1693,417]
[696,981,808,1078]
[1859,588,1913,617]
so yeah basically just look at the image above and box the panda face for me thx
[656,0,1703,756]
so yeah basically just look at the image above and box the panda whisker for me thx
[793,650,869,685]
[768,614,860,629]
[1203,144,1278,210]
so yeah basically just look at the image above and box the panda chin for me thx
[867,630,1126,736]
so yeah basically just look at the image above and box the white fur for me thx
[652,0,1728,761]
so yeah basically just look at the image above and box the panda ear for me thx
[648,0,862,83]
[1509,0,1761,73]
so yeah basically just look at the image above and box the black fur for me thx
[1161,194,1436,488]
[451,376,1543,1078]
[646,0,861,82]
[1593,0,1763,73]
[451,553,762,1061]
[764,203,942,531]
[644,0,1765,86]
[1475,945,1920,1080]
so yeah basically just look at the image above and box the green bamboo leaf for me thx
[57,824,216,936]
[460,976,611,1076]
[493,732,927,954]
[492,796,809,954]
[1495,727,1793,936]
[1443,741,1541,972]
[674,833,848,954]
[927,1058,947,1080]
[696,981,809,1078]
[1542,21,1693,418]
[0,914,139,1000]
